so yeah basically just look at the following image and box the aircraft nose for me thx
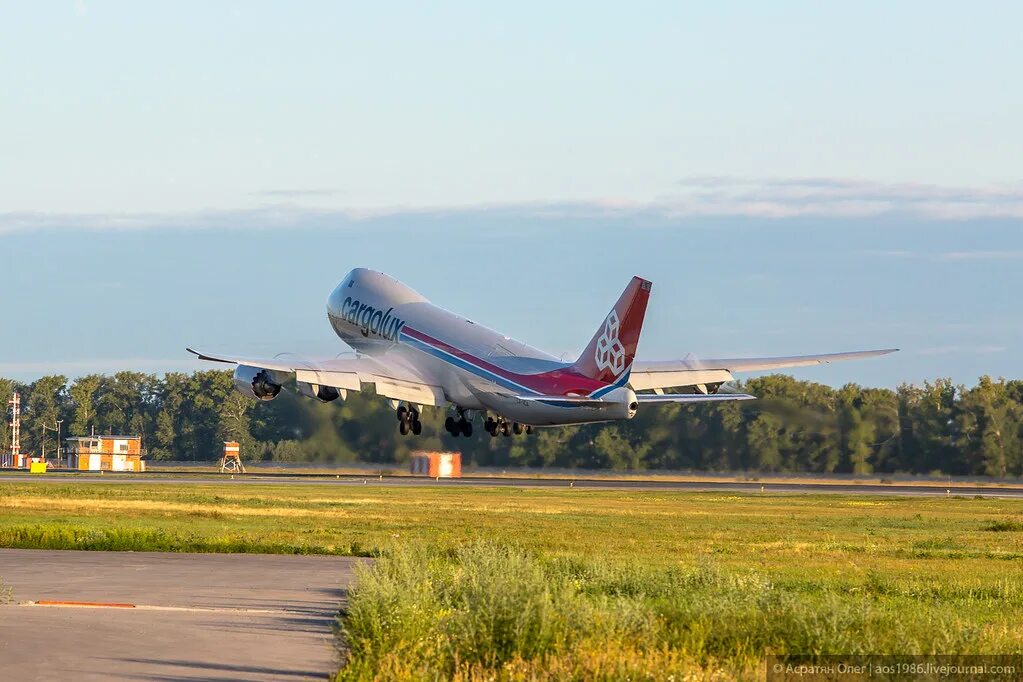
[327,272,356,315]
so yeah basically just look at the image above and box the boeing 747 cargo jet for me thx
[188,268,896,437]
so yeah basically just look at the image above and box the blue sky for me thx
[1,3,1021,387]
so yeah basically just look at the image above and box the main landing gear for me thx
[444,415,473,437]
[395,404,533,439]
[484,416,532,438]
[396,403,422,436]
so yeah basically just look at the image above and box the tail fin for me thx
[571,276,651,383]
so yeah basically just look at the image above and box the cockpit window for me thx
[348,280,354,287]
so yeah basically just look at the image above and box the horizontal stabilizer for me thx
[636,393,756,404]
[512,395,618,408]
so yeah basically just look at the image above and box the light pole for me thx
[42,419,64,468]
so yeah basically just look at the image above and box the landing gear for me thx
[445,411,474,437]
[397,403,422,436]
[484,416,531,437]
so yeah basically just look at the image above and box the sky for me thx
[1,2,1021,387]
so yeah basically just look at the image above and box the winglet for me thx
[186,347,233,364]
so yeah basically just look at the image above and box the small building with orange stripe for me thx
[410,451,461,478]
[65,436,145,471]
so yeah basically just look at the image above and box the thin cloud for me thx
[253,188,344,199]
[4,176,1023,234]
[0,357,202,377]
[871,250,1023,262]
[669,176,1023,219]
[934,251,1023,262]
[917,345,1007,356]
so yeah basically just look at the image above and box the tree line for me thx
[1,372,1021,476]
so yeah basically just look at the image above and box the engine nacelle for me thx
[297,381,344,403]
[233,365,283,401]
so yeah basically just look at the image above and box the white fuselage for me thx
[326,268,635,425]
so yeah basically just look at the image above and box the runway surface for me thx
[2,471,1023,497]
[0,550,362,681]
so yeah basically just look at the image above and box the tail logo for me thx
[594,311,626,377]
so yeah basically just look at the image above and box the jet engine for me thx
[233,365,283,401]
[297,381,344,403]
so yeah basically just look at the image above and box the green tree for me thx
[22,375,69,457]
[955,377,1022,477]
[68,374,103,436]
[838,384,875,474]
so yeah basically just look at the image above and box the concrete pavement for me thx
[0,550,362,681]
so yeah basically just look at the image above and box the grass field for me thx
[1,481,1022,679]
[26,464,1023,489]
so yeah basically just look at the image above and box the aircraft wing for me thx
[629,348,897,391]
[186,348,447,406]
[696,348,899,372]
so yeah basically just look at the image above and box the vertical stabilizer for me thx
[571,277,651,384]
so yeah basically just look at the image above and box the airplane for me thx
[188,268,896,438]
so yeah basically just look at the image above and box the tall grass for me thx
[0,524,374,556]
[985,519,1023,532]
[336,542,1018,680]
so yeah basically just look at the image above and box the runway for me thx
[3,471,1023,497]
[0,550,362,681]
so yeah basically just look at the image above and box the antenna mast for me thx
[7,393,20,463]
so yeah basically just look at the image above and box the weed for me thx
[334,542,1004,680]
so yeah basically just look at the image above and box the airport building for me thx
[65,435,145,471]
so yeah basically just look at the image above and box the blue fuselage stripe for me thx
[588,371,631,398]
[397,330,629,406]
[399,332,543,396]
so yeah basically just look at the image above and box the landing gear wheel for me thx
[460,420,473,437]
[513,422,523,435]
[501,421,511,436]
[445,416,457,435]
[411,419,423,436]
[525,425,533,435]
[396,405,408,422]
[399,420,410,435]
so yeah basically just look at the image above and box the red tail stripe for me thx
[401,326,610,396]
